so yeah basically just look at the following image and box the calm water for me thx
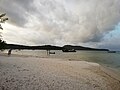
[2,50,120,71]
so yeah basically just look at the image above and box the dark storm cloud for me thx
[1,0,120,50]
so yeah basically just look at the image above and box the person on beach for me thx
[8,49,12,56]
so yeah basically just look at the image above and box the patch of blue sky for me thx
[104,23,120,40]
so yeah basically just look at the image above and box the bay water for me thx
[2,50,120,71]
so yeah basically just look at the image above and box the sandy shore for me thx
[0,54,120,90]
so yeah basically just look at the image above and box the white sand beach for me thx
[0,53,120,90]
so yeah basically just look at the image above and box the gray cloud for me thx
[0,0,34,27]
[0,0,120,50]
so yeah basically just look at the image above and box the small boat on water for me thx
[62,49,76,52]
[108,51,116,53]
[49,52,55,54]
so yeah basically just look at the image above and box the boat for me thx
[49,52,55,54]
[62,49,76,52]
[108,51,116,53]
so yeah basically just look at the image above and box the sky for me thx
[0,0,120,50]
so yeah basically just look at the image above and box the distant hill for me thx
[4,44,62,50]
[4,44,109,51]
[63,45,109,51]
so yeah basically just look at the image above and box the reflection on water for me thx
[2,50,120,71]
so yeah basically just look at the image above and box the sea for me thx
[2,50,120,72]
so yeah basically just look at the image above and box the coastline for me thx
[0,53,120,90]
[100,65,120,81]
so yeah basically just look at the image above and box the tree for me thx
[0,13,8,30]
[0,39,6,50]
[0,13,8,50]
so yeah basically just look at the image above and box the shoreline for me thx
[0,52,120,80]
[0,53,120,90]
[0,52,120,77]
[1,52,120,79]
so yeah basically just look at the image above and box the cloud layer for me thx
[0,0,120,49]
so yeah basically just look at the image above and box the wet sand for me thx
[0,54,120,90]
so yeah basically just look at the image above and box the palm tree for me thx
[0,13,8,30]
[0,13,8,50]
